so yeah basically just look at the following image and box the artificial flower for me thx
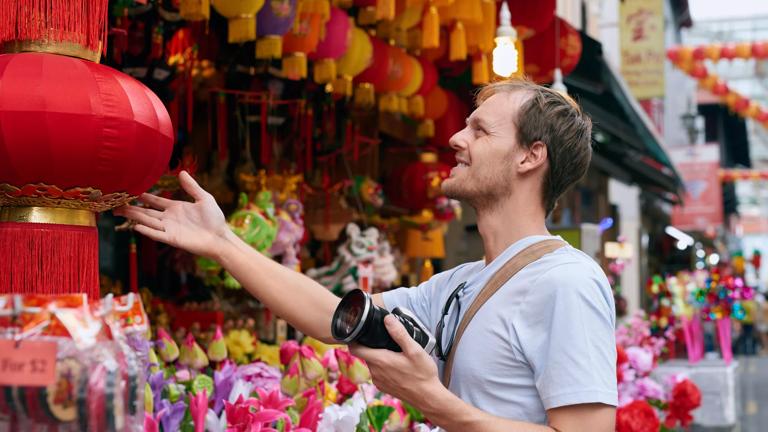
[625,346,654,375]
[336,349,370,384]
[207,325,228,363]
[228,378,254,404]
[148,370,171,412]
[225,329,256,364]
[299,345,326,383]
[280,340,301,366]
[236,362,281,391]
[214,361,237,414]
[156,327,179,363]
[205,408,228,432]
[157,399,187,432]
[254,341,281,367]
[188,390,208,432]
[616,400,660,432]
[664,379,702,429]
[281,362,301,397]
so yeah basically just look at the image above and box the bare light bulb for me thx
[492,1,518,78]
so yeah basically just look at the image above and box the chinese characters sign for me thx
[620,0,666,99]
[670,144,724,232]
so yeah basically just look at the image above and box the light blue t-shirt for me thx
[382,235,617,425]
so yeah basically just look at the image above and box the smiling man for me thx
[116,78,617,431]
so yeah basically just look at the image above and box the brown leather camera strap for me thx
[442,239,567,387]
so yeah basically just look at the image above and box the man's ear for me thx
[518,141,548,174]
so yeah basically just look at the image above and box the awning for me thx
[564,32,684,203]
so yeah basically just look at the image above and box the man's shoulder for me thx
[524,246,612,296]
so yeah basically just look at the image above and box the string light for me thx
[492,1,518,77]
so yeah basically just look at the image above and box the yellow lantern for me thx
[180,0,210,21]
[399,56,423,97]
[337,27,373,77]
[212,0,266,43]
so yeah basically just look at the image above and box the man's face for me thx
[441,91,529,209]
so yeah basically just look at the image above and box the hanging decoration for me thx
[308,7,352,84]
[211,0,266,43]
[667,41,768,130]
[719,168,768,182]
[523,17,582,84]
[0,0,173,298]
[255,0,298,59]
[179,0,211,21]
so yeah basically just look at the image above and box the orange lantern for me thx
[423,86,449,120]
[282,7,325,79]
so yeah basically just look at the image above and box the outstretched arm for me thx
[115,171,384,343]
[352,315,615,432]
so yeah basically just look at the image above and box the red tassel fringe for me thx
[0,222,99,298]
[0,0,109,54]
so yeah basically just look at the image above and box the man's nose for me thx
[448,128,468,151]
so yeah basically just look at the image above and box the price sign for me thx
[0,339,57,387]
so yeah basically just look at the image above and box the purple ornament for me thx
[257,0,298,37]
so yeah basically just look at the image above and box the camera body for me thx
[331,289,436,354]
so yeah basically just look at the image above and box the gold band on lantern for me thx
[1,40,102,63]
[0,206,96,227]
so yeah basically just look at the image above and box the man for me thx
[116,79,617,431]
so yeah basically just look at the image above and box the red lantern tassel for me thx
[0,0,109,58]
[186,70,194,134]
[0,222,99,298]
[217,93,228,161]
[260,101,270,165]
[129,236,138,293]
[305,108,314,172]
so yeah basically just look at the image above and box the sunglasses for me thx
[435,282,466,361]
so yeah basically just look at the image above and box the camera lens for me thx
[331,289,370,342]
[331,290,435,353]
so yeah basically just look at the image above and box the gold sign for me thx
[619,0,665,99]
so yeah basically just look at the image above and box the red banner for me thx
[670,144,723,232]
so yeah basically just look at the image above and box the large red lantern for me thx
[0,52,173,297]
[523,17,582,84]
[505,0,556,40]
[390,152,451,212]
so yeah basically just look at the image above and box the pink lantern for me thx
[309,7,351,60]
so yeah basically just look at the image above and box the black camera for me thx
[331,289,436,354]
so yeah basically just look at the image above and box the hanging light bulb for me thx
[551,68,568,94]
[492,1,518,78]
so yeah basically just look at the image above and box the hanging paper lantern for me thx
[354,0,395,21]
[423,86,449,120]
[282,6,325,79]
[255,0,298,59]
[752,41,768,59]
[355,37,392,90]
[309,7,351,60]
[0,53,173,297]
[393,0,425,30]
[499,0,556,40]
[393,152,452,212]
[180,0,211,21]
[211,0,266,43]
[721,44,737,60]
[429,89,469,148]
[692,45,706,61]
[338,27,373,77]
[399,56,424,96]
[690,63,708,79]
[465,0,496,54]
[380,45,415,93]
[523,17,582,84]
[704,43,721,61]
[735,42,752,59]
[416,56,438,96]
[308,7,351,83]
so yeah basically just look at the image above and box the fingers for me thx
[134,224,170,244]
[179,171,209,201]
[138,193,173,210]
[384,315,421,357]
[118,206,165,232]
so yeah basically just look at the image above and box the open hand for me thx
[351,315,442,407]
[113,171,230,259]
